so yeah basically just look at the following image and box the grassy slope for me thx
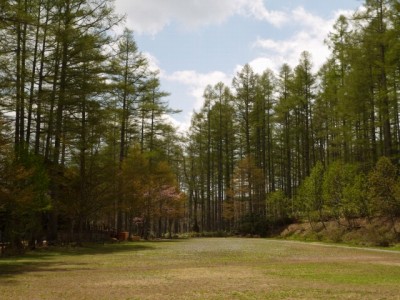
[1,238,400,299]
[280,219,400,247]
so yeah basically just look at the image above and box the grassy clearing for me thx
[1,238,400,299]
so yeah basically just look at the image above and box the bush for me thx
[238,213,269,237]
[368,157,400,219]
[325,227,345,243]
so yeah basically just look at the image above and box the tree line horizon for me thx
[0,0,399,250]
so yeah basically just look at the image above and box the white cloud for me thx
[248,57,281,75]
[166,70,232,111]
[236,0,288,27]
[115,0,289,35]
[161,70,232,132]
[162,113,188,134]
[292,7,328,31]
[251,7,354,73]
[142,52,165,75]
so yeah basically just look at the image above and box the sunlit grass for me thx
[1,238,400,299]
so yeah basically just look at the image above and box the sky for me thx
[113,0,363,133]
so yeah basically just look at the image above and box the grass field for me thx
[1,238,400,299]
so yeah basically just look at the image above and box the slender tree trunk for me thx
[35,0,50,155]
[15,14,22,154]
[206,106,211,230]
[378,0,392,158]
[26,1,42,146]
[19,0,28,148]
[44,40,60,160]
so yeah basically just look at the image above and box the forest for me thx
[0,0,399,252]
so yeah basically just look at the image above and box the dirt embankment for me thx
[280,218,400,247]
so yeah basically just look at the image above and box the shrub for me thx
[238,213,269,237]
[368,157,400,219]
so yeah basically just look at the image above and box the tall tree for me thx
[232,64,258,214]
[111,28,147,232]
[275,64,294,198]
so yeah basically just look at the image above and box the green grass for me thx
[1,238,400,299]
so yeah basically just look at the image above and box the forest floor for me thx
[1,238,400,299]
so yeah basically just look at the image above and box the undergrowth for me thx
[280,218,400,248]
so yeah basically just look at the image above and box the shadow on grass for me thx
[0,242,156,281]
[45,242,157,256]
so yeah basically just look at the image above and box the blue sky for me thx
[114,0,363,132]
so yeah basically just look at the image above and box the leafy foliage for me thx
[1,150,50,248]
[368,157,400,218]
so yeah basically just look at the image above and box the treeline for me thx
[0,0,185,250]
[1,0,399,249]
[184,0,400,236]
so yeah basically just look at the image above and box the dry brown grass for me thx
[1,238,400,299]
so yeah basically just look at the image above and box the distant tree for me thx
[156,185,186,238]
[121,146,150,237]
[292,51,316,178]
[111,28,148,232]
[2,151,50,250]
[322,161,363,225]
[368,157,400,223]
[275,64,294,198]
[254,70,276,201]
[231,156,264,223]
[296,161,325,228]
[342,173,368,223]
[266,190,290,225]
[233,64,257,157]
